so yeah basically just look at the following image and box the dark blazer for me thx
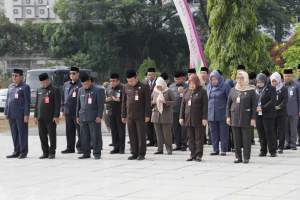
[151,89,175,124]
[5,82,31,119]
[105,83,124,117]
[256,85,276,118]
[226,88,256,128]
[61,80,82,117]
[179,87,208,127]
[34,84,61,121]
[275,86,288,116]
[76,85,105,122]
[121,81,151,120]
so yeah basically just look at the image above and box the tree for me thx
[283,26,300,68]
[206,0,272,76]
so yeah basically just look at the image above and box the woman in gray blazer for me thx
[226,71,256,164]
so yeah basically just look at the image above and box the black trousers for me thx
[8,118,28,155]
[146,121,156,145]
[172,112,187,149]
[109,114,126,152]
[275,114,287,150]
[232,127,252,161]
[65,116,81,151]
[127,119,147,157]
[38,118,56,155]
[80,121,102,156]
[187,126,205,159]
[256,116,277,155]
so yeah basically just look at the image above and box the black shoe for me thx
[119,150,125,154]
[173,147,181,151]
[137,156,145,160]
[251,140,255,145]
[109,143,113,146]
[284,146,290,150]
[18,154,27,159]
[186,157,194,161]
[77,150,84,154]
[61,149,75,154]
[278,149,283,154]
[154,151,163,155]
[234,159,243,163]
[147,143,155,147]
[94,155,101,160]
[243,160,249,164]
[259,153,267,157]
[128,155,138,160]
[110,149,119,154]
[181,147,187,151]
[270,153,277,157]
[291,147,297,150]
[167,152,172,155]
[39,154,49,159]
[220,152,226,156]
[6,153,20,158]
[48,154,55,159]
[210,152,219,156]
[195,157,202,162]
[78,155,90,159]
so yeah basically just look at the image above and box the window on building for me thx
[13,9,19,15]
[39,0,44,4]
[26,9,32,15]
[40,9,45,15]
[25,0,31,4]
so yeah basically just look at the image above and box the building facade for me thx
[4,0,60,23]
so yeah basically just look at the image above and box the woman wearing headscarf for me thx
[207,70,231,156]
[151,77,175,155]
[226,71,256,164]
[180,74,208,162]
[270,72,288,154]
[255,73,277,157]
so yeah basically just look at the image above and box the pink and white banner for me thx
[173,0,207,71]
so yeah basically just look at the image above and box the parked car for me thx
[26,66,96,108]
[0,88,8,112]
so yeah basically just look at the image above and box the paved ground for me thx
[0,123,300,200]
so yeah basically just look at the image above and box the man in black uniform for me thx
[5,69,31,159]
[34,73,61,159]
[61,66,82,154]
[106,73,126,154]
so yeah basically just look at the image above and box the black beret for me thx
[283,69,293,74]
[237,64,246,70]
[297,64,300,69]
[126,69,137,78]
[200,67,208,72]
[174,71,186,78]
[160,72,169,80]
[70,66,79,72]
[110,73,119,79]
[188,68,196,74]
[147,67,156,73]
[80,72,91,82]
[248,72,257,80]
[13,69,23,76]
[39,73,49,81]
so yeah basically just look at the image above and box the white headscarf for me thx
[270,72,283,91]
[235,71,255,91]
[154,77,168,114]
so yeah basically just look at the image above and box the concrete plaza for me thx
[0,123,300,200]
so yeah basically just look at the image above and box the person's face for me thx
[271,79,278,87]
[188,73,196,79]
[40,79,50,88]
[236,74,245,85]
[12,73,22,84]
[211,76,219,86]
[110,79,120,88]
[256,80,265,88]
[200,71,208,82]
[69,71,79,81]
[284,74,293,82]
[147,72,156,81]
[82,80,92,89]
[189,82,196,91]
[297,69,300,77]
[127,77,138,87]
[174,77,185,84]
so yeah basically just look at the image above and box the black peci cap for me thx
[39,73,49,81]
[237,64,246,70]
[160,72,169,80]
[174,71,186,78]
[110,73,119,79]
[283,68,293,74]
[147,67,156,73]
[126,69,137,78]
[13,69,23,76]
[70,66,79,72]
[188,68,196,74]
[80,72,91,82]
[200,67,208,72]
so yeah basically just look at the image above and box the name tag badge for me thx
[276,95,279,101]
[236,96,240,104]
[116,92,120,98]
[72,91,77,98]
[88,97,92,104]
[188,99,191,106]
[135,95,139,101]
[258,111,263,116]
[14,93,19,99]
[44,96,50,104]
[180,93,183,97]
[290,90,294,96]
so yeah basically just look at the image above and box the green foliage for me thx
[206,0,272,76]
[137,57,156,81]
[283,26,300,68]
